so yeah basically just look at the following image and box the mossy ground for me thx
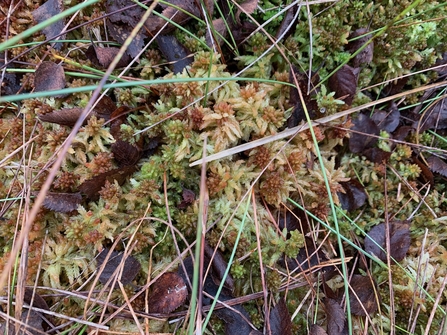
[1,0,447,334]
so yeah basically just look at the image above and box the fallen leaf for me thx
[349,113,379,153]
[149,272,187,313]
[324,298,347,335]
[204,240,235,292]
[34,61,66,97]
[415,97,447,132]
[338,179,367,212]
[85,45,130,69]
[364,221,410,262]
[111,140,142,167]
[178,188,195,209]
[309,324,328,335]
[288,67,320,127]
[105,0,146,58]
[96,249,141,287]
[269,298,292,335]
[328,64,359,106]
[32,0,65,50]
[348,274,379,316]
[41,192,82,213]
[275,2,299,40]
[235,0,258,24]
[426,155,447,177]
[79,166,136,200]
[156,35,193,74]
[0,310,44,335]
[371,107,400,133]
[346,28,374,67]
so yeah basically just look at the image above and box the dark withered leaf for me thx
[309,324,328,335]
[97,249,141,286]
[156,35,193,74]
[79,166,136,200]
[363,147,391,164]
[41,192,82,213]
[0,54,21,95]
[434,52,447,77]
[111,140,142,167]
[364,221,410,262]
[206,18,229,47]
[346,28,374,68]
[34,61,66,97]
[109,105,131,139]
[32,0,65,50]
[24,287,50,312]
[413,155,434,186]
[105,0,146,58]
[204,240,235,292]
[92,95,116,121]
[338,179,367,212]
[349,275,378,316]
[349,113,379,153]
[38,95,114,126]
[0,310,44,335]
[85,45,130,69]
[178,188,195,209]
[328,64,358,106]
[269,298,292,335]
[38,107,83,126]
[235,0,258,24]
[415,97,447,132]
[371,108,400,133]
[275,2,299,41]
[288,66,320,127]
[426,155,447,177]
[149,272,187,313]
[325,298,347,335]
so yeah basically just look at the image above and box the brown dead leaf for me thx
[349,274,379,316]
[79,166,136,200]
[338,179,367,212]
[347,28,374,67]
[41,192,82,213]
[236,0,258,24]
[309,324,328,335]
[269,298,292,335]
[32,0,65,50]
[349,113,379,153]
[149,272,187,313]
[364,221,410,263]
[156,35,193,74]
[34,61,66,97]
[324,298,347,335]
[85,45,130,69]
[204,240,235,292]
[426,155,447,177]
[111,140,142,167]
[96,249,141,287]
[328,64,359,106]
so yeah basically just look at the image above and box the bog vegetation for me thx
[1,0,447,334]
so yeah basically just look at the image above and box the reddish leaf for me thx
[338,179,367,212]
[178,188,196,209]
[155,35,193,74]
[269,298,292,335]
[426,155,447,177]
[111,140,142,167]
[32,0,65,50]
[412,155,434,186]
[38,96,115,126]
[275,3,299,40]
[415,97,447,132]
[328,64,359,106]
[348,275,379,316]
[24,287,50,312]
[288,67,320,127]
[34,61,66,97]
[106,0,146,58]
[204,240,235,292]
[96,249,141,286]
[41,192,82,213]
[79,166,136,200]
[85,45,130,69]
[364,221,410,262]
[371,108,400,133]
[363,147,391,164]
[236,0,258,24]
[346,28,374,67]
[349,113,379,153]
[324,298,347,335]
[149,272,187,313]
[38,107,83,126]
[309,324,328,335]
